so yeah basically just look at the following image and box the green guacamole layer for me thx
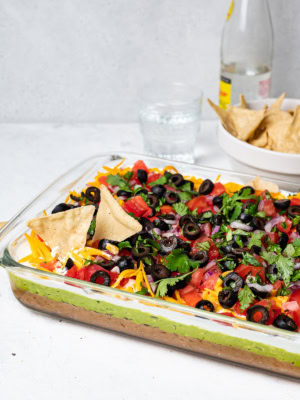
[10,273,300,367]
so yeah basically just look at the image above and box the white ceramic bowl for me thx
[217,98,300,175]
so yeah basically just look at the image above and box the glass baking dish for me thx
[1,152,300,379]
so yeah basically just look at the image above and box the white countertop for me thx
[1,122,299,398]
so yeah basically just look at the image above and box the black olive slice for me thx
[219,256,238,271]
[212,196,223,208]
[169,173,184,187]
[52,203,72,214]
[179,214,196,227]
[137,169,148,184]
[239,212,253,223]
[266,264,278,275]
[160,236,178,253]
[274,199,291,211]
[90,270,111,286]
[70,194,82,202]
[195,300,214,312]
[117,190,132,198]
[117,256,134,272]
[131,245,151,260]
[251,217,265,230]
[212,214,224,225]
[199,179,214,195]
[223,272,244,292]
[98,260,115,270]
[218,289,238,309]
[220,244,233,254]
[296,222,300,235]
[246,305,269,325]
[191,250,209,267]
[138,255,155,274]
[279,232,289,250]
[154,219,169,232]
[139,217,154,231]
[151,185,166,197]
[183,222,201,240]
[147,194,159,208]
[231,247,248,258]
[273,314,298,332]
[65,258,74,270]
[176,238,191,254]
[85,186,100,203]
[239,186,255,195]
[164,191,180,205]
[159,214,175,221]
[98,239,118,250]
[250,245,262,255]
[135,188,148,195]
[151,264,171,281]
[287,205,300,219]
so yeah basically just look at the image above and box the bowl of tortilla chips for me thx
[209,94,300,175]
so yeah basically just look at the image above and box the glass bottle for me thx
[219,0,274,109]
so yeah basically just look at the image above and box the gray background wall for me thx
[0,0,298,122]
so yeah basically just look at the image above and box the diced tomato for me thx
[180,288,202,307]
[235,264,266,283]
[234,300,248,316]
[290,198,300,207]
[277,216,292,234]
[191,236,219,260]
[159,205,175,214]
[123,195,151,218]
[77,267,86,280]
[290,288,300,305]
[98,175,109,187]
[199,272,220,290]
[187,196,207,212]
[147,173,162,184]
[65,265,78,278]
[273,280,284,291]
[83,264,117,285]
[210,182,226,197]
[118,249,132,257]
[268,305,283,325]
[40,260,57,272]
[190,269,204,289]
[180,284,195,296]
[132,160,148,173]
[262,231,278,246]
[263,199,276,217]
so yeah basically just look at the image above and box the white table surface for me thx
[0,122,299,398]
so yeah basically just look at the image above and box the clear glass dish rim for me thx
[0,151,299,341]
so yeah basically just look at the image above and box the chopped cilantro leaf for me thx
[149,176,167,186]
[242,253,261,266]
[238,285,255,311]
[136,286,149,295]
[173,203,189,216]
[88,219,96,236]
[106,173,130,190]
[293,238,300,247]
[261,250,277,265]
[276,286,291,296]
[293,216,300,226]
[178,191,192,202]
[123,171,134,181]
[165,248,199,273]
[155,269,196,298]
[255,211,266,218]
[179,182,192,192]
[292,270,300,282]
[248,232,264,249]
[275,255,294,286]
[118,241,132,250]
[284,244,295,258]
[196,241,210,251]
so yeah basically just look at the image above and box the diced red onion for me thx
[258,200,264,211]
[230,221,253,231]
[282,301,299,312]
[203,260,217,273]
[162,231,176,238]
[294,263,300,270]
[289,232,300,241]
[290,281,300,291]
[212,225,220,235]
[213,206,220,213]
[111,266,120,274]
[264,216,284,233]
[248,282,273,293]
[153,228,161,235]
[112,255,121,262]
[162,219,177,225]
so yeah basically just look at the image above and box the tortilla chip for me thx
[249,130,269,148]
[93,185,142,242]
[269,93,285,113]
[239,94,248,109]
[228,106,266,141]
[27,205,95,260]
[247,176,279,193]
[207,99,237,136]
[274,106,300,153]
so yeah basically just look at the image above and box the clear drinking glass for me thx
[139,82,202,163]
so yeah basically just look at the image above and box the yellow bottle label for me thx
[226,0,234,21]
[219,76,231,109]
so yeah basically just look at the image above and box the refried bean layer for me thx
[11,285,300,379]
